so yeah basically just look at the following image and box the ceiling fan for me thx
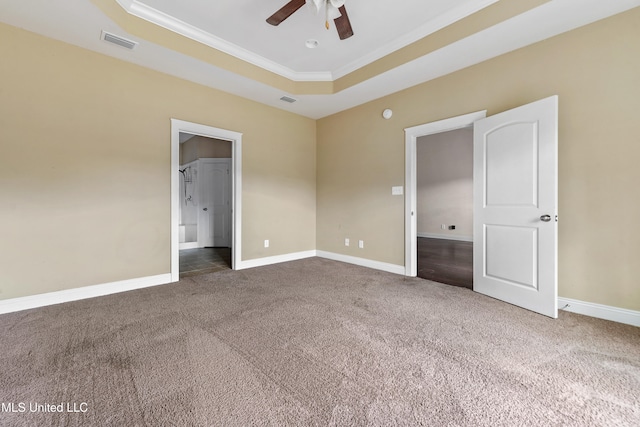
[267,0,354,40]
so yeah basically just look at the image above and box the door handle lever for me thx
[203,208,208,211]
[540,214,551,222]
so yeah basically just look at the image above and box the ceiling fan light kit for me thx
[267,0,354,40]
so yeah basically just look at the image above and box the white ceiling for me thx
[2,0,640,119]
[128,0,496,79]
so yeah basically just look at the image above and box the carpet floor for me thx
[0,258,638,426]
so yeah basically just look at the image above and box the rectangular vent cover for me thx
[280,96,297,103]
[101,31,138,50]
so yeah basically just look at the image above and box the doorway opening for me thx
[404,110,486,280]
[171,119,242,282]
[178,133,232,278]
[405,97,558,318]
[416,128,474,289]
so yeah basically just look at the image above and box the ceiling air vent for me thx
[280,96,297,104]
[101,31,138,50]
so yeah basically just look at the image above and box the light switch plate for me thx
[392,186,403,195]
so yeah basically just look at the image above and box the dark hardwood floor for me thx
[417,237,473,289]
[179,247,231,278]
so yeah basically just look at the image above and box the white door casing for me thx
[473,96,558,318]
[170,119,242,281]
[405,111,487,276]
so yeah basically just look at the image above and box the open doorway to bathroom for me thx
[416,128,474,289]
[178,132,232,278]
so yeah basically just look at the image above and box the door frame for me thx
[404,110,486,276]
[171,119,242,282]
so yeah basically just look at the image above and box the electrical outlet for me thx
[448,225,456,230]
[264,239,269,248]
[441,224,446,230]
[358,240,364,249]
[345,238,350,247]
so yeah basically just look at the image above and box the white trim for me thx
[0,274,172,315]
[115,0,498,82]
[417,232,473,242]
[116,0,331,82]
[558,297,640,327]
[179,242,199,250]
[171,119,242,281]
[404,110,486,276]
[333,0,498,79]
[232,136,242,272]
[316,251,405,276]
[236,250,317,270]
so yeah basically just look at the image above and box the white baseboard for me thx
[417,232,473,242]
[0,274,173,315]
[316,251,405,275]
[179,242,199,250]
[237,250,317,270]
[558,297,640,327]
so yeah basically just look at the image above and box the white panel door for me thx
[199,159,231,248]
[473,96,558,318]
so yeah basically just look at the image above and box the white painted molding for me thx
[0,274,172,315]
[179,242,199,250]
[333,0,499,79]
[237,250,317,270]
[116,0,332,82]
[316,251,405,276]
[171,119,242,279]
[115,0,498,82]
[558,297,639,327]
[417,232,473,242]
[404,110,487,277]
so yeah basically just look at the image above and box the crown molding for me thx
[115,0,498,83]
[333,0,498,79]
[115,0,333,82]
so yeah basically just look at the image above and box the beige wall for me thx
[2,8,639,312]
[317,8,640,311]
[0,23,316,300]
[417,128,473,239]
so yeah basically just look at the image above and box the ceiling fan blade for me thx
[334,5,354,40]
[267,0,306,26]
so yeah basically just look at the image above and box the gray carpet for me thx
[0,258,638,426]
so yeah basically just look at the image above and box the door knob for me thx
[203,208,208,211]
[540,214,551,222]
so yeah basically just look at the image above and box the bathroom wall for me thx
[179,160,198,243]
[416,128,473,240]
